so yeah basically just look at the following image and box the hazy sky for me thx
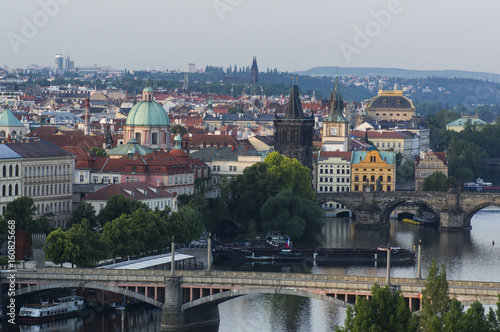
[1,0,500,74]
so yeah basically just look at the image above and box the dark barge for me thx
[213,246,415,266]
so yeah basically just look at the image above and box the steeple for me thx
[284,81,304,119]
[326,75,347,122]
[250,56,259,83]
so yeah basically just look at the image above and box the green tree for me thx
[446,139,487,182]
[97,194,149,229]
[90,146,107,158]
[230,152,315,233]
[43,228,78,267]
[102,212,146,259]
[3,197,53,233]
[335,284,418,332]
[396,159,415,183]
[171,124,187,135]
[67,219,105,267]
[420,259,450,331]
[167,203,204,244]
[67,202,98,229]
[260,190,324,245]
[423,172,448,191]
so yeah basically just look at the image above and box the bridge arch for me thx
[464,203,500,227]
[381,197,439,225]
[182,287,350,311]
[316,195,357,219]
[13,281,164,309]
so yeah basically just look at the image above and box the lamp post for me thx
[207,232,212,272]
[386,242,391,286]
[171,236,175,276]
[417,238,422,279]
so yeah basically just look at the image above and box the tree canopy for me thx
[335,284,418,332]
[43,228,78,267]
[67,218,105,267]
[229,152,315,234]
[260,190,324,245]
[97,194,149,229]
[2,197,53,234]
[67,202,98,229]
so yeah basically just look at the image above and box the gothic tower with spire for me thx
[322,76,350,151]
[274,83,314,169]
[250,56,259,84]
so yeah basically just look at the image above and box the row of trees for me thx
[336,259,500,332]
[0,195,204,267]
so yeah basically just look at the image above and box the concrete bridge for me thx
[2,268,500,331]
[317,191,500,230]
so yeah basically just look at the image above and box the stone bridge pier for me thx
[161,276,219,331]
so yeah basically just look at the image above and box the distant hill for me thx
[295,67,500,82]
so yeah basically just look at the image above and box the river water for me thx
[5,207,500,332]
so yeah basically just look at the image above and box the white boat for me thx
[266,232,292,249]
[18,293,85,324]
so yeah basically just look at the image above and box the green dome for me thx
[125,100,170,127]
[143,86,154,93]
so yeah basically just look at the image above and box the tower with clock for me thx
[322,76,350,151]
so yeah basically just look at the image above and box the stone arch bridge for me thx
[2,268,500,331]
[317,191,500,230]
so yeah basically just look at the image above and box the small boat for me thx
[18,293,85,324]
[266,232,292,249]
[245,253,274,262]
[274,250,306,262]
[402,218,423,226]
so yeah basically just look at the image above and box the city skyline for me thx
[1,0,500,75]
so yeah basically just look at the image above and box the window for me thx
[92,176,99,183]
[152,132,158,145]
[80,174,84,183]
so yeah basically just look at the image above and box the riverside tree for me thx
[43,228,78,267]
[335,284,418,332]
[67,218,105,267]
[260,190,324,244]
[97,194,149,229]
[230,152,315,234]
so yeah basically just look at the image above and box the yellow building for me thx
[351,150,396,192]
[415,150,448,191]
[365,88,415,122]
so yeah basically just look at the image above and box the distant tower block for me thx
[188,63,196,73]
[55,54,64,70]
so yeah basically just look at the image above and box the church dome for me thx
[125,87,170,127]
[367,90,414,110]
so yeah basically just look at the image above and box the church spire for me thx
[284,79,304,119]
[327,75,347,122]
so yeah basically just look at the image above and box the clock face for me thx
[330,127,338,136]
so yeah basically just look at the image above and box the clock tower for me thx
[322,76,350,151]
